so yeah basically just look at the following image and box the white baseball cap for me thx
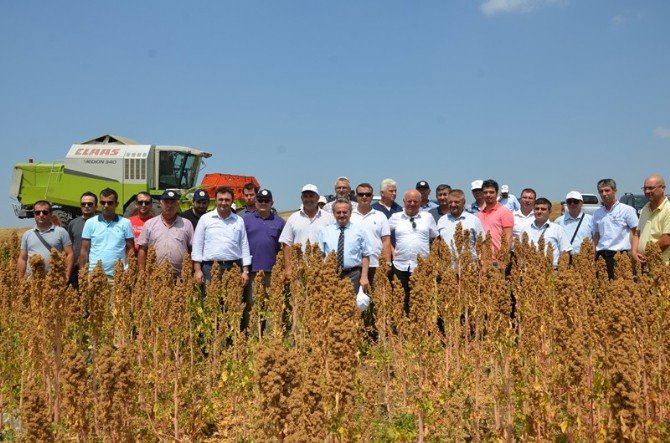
[501,185,509,193]
[565,191,583,201]
[301,184,319,195]
[318,195,327,204]
[471,180,483,190]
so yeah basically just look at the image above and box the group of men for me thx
[17,174,670,317]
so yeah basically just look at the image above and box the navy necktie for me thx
[337,225,345,270]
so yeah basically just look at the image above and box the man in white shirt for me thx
[522,198,572,268]
[350,182,392,287]
[279,184,335,281]
[389,189,438,313]
[437,189,483,261]
[191,186,251,286]
[512,188,537,241]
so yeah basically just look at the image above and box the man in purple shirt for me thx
[242,188,286,331]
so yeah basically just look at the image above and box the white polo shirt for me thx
[389,211,438,272]
[351,208,390,267]
[279,208,335,251]
[591,201,638,251]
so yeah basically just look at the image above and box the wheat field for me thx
[0,227,668,441]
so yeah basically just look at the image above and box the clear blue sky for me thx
[2,0,668,227]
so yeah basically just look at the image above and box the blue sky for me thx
[2,0,668,227]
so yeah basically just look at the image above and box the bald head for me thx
[643,174,667,205]
[403,189,421,216]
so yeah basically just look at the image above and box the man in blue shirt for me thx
[373,178,403,219]
[498,185,520,212]
[555,191,593,254]
[318,198,372,294]
[416,180,438,212]
[243,188,285,330]
[79,188,135,281]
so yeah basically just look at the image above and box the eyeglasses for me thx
[100,200,116,206]
[566,199,581,204]
[409,217,416,230]
[34,210,50,215]
[357,192,372,197]
[257,199,271,204]
[80,202,95,207]
[137,201,152,206]
[641,185,660,191]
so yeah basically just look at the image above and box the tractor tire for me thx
[52,209,73,229]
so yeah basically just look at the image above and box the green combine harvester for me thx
[10,134,213,228]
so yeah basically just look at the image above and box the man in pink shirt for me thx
[477,179,514,260]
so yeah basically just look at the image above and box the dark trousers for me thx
[368,266,377,290]
[341,266,362,294]
[596,250,628,280]
[201,259,243,281]
[391,265,412,314]
[241,271,272,332]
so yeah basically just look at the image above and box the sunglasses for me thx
[34,210,50,216]
[137,201,152,206]
[566,199,581,204]
[100,200,116,206]
[257,199,271,204]
[357,192,372,197]
[80,202,95,207]
[409,217,416,230]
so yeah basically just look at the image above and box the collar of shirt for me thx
[482,202,501,213]
[353,208,377,218]
[252,211,275,220]
[299,207,324,220]
[530,221,550,230]
[97,214,120,223]
[34,224,56,233]
[401,212,423,220]
[514,209,534,219]
[604,201,620,213]
[649,197,669,213]
[564,212,584,221]
[447,212,467,221]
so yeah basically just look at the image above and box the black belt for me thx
[202,259,242,267]
[341,266,361,274]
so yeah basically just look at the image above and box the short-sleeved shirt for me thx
[637,198,670,263]
[437,211,483,257]
[137,215,193,273]
[279,208,335,251]
[389,212,438,272]
[244,211,286,272]
[499,195,520,212]
[82,215,134,276]
[323,200,358,214]
[179,209,202,230]
[191,210,251,265]
[420,201,438,213]
[21,225,72,275]
[467,202,484,214]
[512,210,535,240]
[591,201,638,251]
[477,203,514,254]
[67,215,90,265]
[350,208,390,267]
[372,201,403,219]
[428,206,448,224]
[555,212,593,253]
[318,222,372,269]
[522,221,572,267]
[129,214,154,251]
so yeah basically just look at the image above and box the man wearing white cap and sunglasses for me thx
[555,191,594,254]
[279,184,335,281]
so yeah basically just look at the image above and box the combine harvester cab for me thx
[10,134,212,227]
